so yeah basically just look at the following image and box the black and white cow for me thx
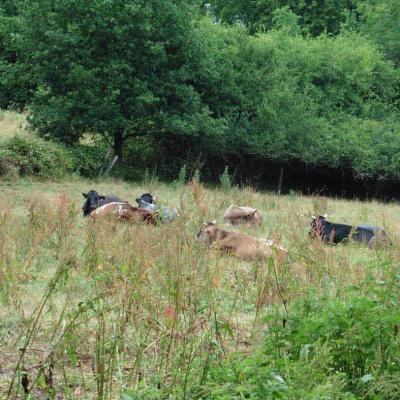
[135,193,156,211]
[135,192,178,222]
[309,215,387,247]
[82,190,124,216]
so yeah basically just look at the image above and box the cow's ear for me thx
[203,222,208,226]
[99,195,106,200]
[82,192,87,198]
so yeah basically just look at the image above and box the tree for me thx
[207,0,357,36]
[357,0,400,66]
[196,20,400,179]
[19,0,221,160]
[0,0,34,109]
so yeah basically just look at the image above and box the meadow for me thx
[1,0,400,396]
[0,176,399,399]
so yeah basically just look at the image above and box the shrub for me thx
[219,166,232,192]
[70,144,105,178]
[177,164,187,186]
[0,135,76,178]
[193,168,201,183]
[263,291,400,397]
[204,281,400,399]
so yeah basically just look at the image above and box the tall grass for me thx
[0,178,399,398]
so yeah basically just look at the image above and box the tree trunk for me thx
[113,132,123,162]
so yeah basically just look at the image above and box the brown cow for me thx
[223,205,262,226]
[197,221,287,261]
[90,202,158,224]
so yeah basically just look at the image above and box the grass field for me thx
[0,176,399,399]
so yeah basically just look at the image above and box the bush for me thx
[70,144,105,178]
[204,279,400,399]
[0,135,76,178]
[219,166,232,192]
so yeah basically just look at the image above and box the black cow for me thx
[135,192,178,222]
[135,193,155,208]
[82,190,124,216]
[309,215,387,247]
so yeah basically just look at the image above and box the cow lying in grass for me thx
[136,192,178,222]
[197,221,287,261]
[309,215,388,247]
[90,202,158,224]
[82,190,124,216]
[223,205,262,226]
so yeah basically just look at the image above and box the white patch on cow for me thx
[257,238,287,253]
[224,205,258,218]
[115,203,124,217]
[91,202,125,216]
[258,238,275,247]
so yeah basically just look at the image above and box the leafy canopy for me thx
[19,0,222,159]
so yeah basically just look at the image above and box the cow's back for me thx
[223,205,262,226]
[322,222,353,243]
[219,232,284,260]
[99,196,124,207]
[91,202,157,224]
[354,225,387,246]
[91,202,122,217]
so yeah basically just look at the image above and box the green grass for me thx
[0,177,399,399]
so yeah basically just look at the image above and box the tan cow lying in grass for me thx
[90,202,158,224]
[223,205,262,226]
[197,221,287,261]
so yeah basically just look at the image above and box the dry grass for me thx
[0,177,398,398]
[0,110,28,139]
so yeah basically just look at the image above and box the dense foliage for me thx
[15,0,222,163]
[0,1,34,109]
[0,0,399,187]
[0,129,105,178]
[0,135,76,177]
[207,0,358,36]
[204,276,400,399]
[357,0,400,66]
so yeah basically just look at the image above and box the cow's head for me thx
[309,215,327,239]
[197,220,218,245]
[82,190,106,216]
[136,193,155,206]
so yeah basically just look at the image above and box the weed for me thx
[219,166,231,192]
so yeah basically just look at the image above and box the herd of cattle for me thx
[82,189,389,261]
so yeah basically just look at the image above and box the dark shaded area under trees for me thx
[0,0,400,199]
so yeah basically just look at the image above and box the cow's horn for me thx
[212,219,217,225]
[203,222,208,226]
[312,215,316,219]
[323,214,328,218]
